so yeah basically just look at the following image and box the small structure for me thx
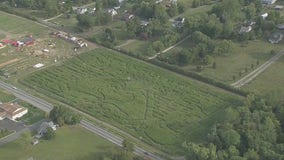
[261,13,268,19]
[0,43,5,49]
[33,63,45,69]
[239,26,252,34]
[32,139,39,145]
[172,17,185,28]
[108,9,118,16]
[277,24,284,30]
[269,32,283,44]
[36,121,57,138]
[261,0,277,4]
[141,20,149,26]
[124,13,134,21]
[0,103,28,120]
[73,7,88,15]
[275,5,283,10]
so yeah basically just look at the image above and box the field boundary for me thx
[0,58,20,68]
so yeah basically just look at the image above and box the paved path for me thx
[148,35,190,60]
[43,14,63,22]
[231,49,284,88]
[0,119,46,146]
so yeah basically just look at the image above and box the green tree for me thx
[43,127,55,140]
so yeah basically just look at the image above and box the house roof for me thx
[0,103,27,116]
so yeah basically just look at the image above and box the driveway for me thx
[0,118,25,132]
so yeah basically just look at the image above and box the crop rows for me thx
[21,49,242,153]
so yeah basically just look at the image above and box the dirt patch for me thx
[0,58,20,68]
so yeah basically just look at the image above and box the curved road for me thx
[0,80,166,160]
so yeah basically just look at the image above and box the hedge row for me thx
[0,5,37,21]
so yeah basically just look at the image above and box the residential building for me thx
[261,0,277,4]
[0,103,28,120]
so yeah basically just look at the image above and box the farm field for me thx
[0,126,116,160]
[244,56,284,100]
[0,12,91,80]
[21,48,243,154]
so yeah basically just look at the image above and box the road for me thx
[80,120,164,160]
[0,80,165,160]
[231,50,284,88]
[0,81,53,112]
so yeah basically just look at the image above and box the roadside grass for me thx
[17,102,46,125]
[0,89,16,102]
[21,48,243,154]
[0,130,14,139]
[0,126,116,160]
[243,56,284,99]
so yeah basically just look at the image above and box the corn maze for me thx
[21,48,242,153]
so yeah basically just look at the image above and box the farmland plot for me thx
[21,48,242,154]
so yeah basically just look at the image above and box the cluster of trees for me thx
[158,31,233,66]
[183,94,284,160]
[6,0,60,17]
[132,0,184,21]
[49,106,81,126]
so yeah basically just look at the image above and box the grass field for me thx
[21,48,243,154]
[162,39,283,83]
[0,126,116,160]
[244,56,284,99]
[0,89,15,102]
[18,102,46,125]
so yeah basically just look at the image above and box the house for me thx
[239,26,252,34]
[172,17,185,28]
[124,13,134,21]
[73,7,88,15]
[269,32,283,44]
[108,9,118,16]
[36,121,57,138]
[261,13,268,19]
[261,0,277,4]
[275,5,283,10]
[141,20,149,26]
[0,103,28,120]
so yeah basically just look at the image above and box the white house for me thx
[108,9,118,16]
[261,0,277,4]
[0,103,28,120]
[239,26,252,34]
[261,13,268,19]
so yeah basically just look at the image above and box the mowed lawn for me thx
[244,56,284,99]
[21,48,243,154]
[0,126,116,160]
[179,40,283,83]
[0,11,48,36]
